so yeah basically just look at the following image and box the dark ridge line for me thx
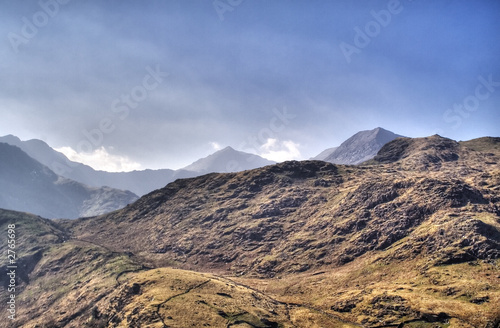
[68,238,150,285]
[213,275,362,327]
[367,313,453,328]
[154,280,211,328]
[193,277,291,328]
[115,264,153,286]
[63,237,347,327]
[58,291,109,327]
[223,311,250,328]
[225,319,263,328]
[69,237,120,255]
[210,275,298,327]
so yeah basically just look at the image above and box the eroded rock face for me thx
[64,137,500,279]
[374,135,460,165]
[323,127,404,164]
[2,135,499,327]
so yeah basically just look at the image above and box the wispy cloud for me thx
[259,138,301,162]
[1,1,499,169]
[56,146,142,172]
[209,142,222,151]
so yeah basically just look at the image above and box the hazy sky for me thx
[1,0,499,171]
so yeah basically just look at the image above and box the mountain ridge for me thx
[0,136,276,196]
[67,135,500,275]
[311,146,338,161]
[0,142,138,218]
[1,134,499,327]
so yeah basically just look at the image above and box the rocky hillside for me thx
[0,135,499,327]
[0,209,355,328]
[68,136,499,274]
[0,143,138,218]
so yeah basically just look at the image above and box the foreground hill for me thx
[0,143,138,218]
[68,136,499,274]
[1,135,499,327]
[0,209,354,328]
[64,135,500,326]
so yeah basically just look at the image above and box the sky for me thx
[1,0,499,171]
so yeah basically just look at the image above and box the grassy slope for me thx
[0,210,142,328]
[1,136,499,327]
[1,210,356,328]
[87,267,358,328]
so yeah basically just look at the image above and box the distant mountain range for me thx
[0,127,402,218]
[314,127,403,164]
[5,134,499,327]
[0,135,274,196]
[0,143,138,219]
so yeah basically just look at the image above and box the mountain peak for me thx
[322,127,404,165]
[0,134,22,145]
[219,146,236,152]
[181,147,275,173]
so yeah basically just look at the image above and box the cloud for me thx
[55,146,142,172]
[209,141,222,151]
[259,138,301,162]
[1,1,498,170]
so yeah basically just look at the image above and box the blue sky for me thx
[1,0,499,171]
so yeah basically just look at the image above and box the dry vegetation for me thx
[1,135,499,327]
